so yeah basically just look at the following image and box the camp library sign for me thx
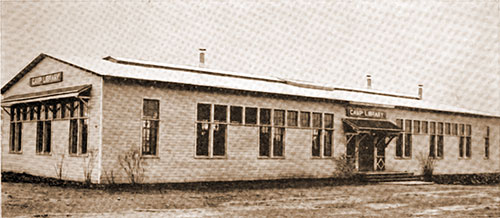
[30,72,63,87]
[346,107,386,119]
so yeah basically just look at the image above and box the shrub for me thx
[54,154,65,180]
[118,146,147,184]
[432,174,500,185]
[333,154,356,179]
[83,149,98,185]
[417,152,435,181]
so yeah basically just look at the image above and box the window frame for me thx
[9,105,23,154]
[69,99,89,156]
[36,120,52,155]
[195,103,228,159]
[396,119,412,159]
[484,126,490,159]
[258,108,286,159]
[312,112,334,159]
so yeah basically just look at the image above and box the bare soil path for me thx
[3,182,500,217]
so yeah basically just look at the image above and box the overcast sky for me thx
[1,0,499,115]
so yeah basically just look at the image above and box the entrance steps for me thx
[358,172,424,183]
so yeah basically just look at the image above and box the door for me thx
[358,134,374,171]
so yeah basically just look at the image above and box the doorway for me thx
[358,133,374,171]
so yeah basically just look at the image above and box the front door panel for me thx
[359,134,374,171]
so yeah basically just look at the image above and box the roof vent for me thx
[418,84,423,100]
[366,74,372,89]
[199,48,206,68]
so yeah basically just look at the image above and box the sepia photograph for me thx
[1,0,499,217]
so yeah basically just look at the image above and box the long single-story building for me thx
[2,53,499,184]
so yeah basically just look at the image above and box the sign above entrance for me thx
[30,72,63,87]
[346,107,386,119]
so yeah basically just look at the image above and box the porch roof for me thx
[343,118,402,133]
[1,84,91,107]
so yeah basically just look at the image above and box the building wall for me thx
[101,78,500,184]
[1,57,103,183]
[100,78,347,183]
[384,108,500,174]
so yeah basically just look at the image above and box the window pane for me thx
[52,103,58,119]
[422,121,428,134]
[465,137,471,157]
[230,106,243,123]
[466,125,471,136]
[445,123,451,135]
[197,104,211,121]
[60,102,66,118]
[10,123,16,152]
[29,106,34,120]
[287,111,298,127]
[16,123,22,152]
[259,109,271,125]
[21,106,27,121]
[430,122,436,134]
[452,123,458,135]
[485,138,489,158]
[312,129,321,157]
[300,112,310,127]
[70,119,78,154]
[80,101,88,117]
[404,133,412,157]
[273,128,284,157]
[259,127,271,157]
[324,114,334,129]
[15,107,21,121]
[143,99,159,119]
[405,120,412,133]
[396,133,403,157]
[486,126,490,136]
[429,135,436,158]
[274,110,285,126]
[459,136,464,157]
[44,121,51,153]
[438,122,443,135]
[214,105,227,122]
[196,123,209,156]
[324,130,333,156]
[414,120,420,134]
[213,124,226,156]
[10,107,14,121]
[437,135,443,158]
[36,121,43,153]
[245,107,257,124]
[312,113,322,128]
[460,124,465,136]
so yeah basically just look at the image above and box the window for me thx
[404,120,412,157]
[422,121,428,134]
[430,122,444,158]
[452,123,458,136]
[260,108,271,125]
[312,113,334,158]
[287,111,298,127]
[396,119,411,158]
[485,126,490,159]
[36,120,51,154]
[196,103,227,157]
[414,120,420,134]
[69,100,89,155]
[230,106,243,124]
[300,112,310,127]
[9,106,22,153]
[259,109,286,158]
[445,123,451,135]
[459,124,471,158]
[245,107,257,124]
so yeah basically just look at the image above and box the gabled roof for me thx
[2,53,498,118]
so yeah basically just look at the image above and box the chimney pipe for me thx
[199,48,206,67]
[366,74,372,89]
[418,84,423,100]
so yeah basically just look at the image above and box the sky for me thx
[1,0,499,115]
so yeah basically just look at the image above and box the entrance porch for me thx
[343,118,402,172]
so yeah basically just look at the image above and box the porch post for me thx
[354,135,359,171]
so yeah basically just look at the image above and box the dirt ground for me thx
[2,181,500,217]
